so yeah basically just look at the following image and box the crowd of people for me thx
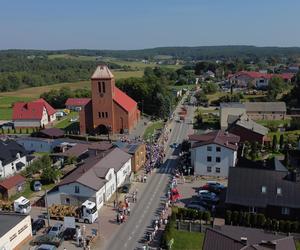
[115,189,138,225]
[144,143,165,174]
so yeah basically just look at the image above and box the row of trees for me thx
[225,210,300,233]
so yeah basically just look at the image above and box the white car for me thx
[33,181,42,191]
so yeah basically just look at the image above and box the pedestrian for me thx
[116,213,120,224]
[127,207,131,216]
[120,214,124,223]
[113,200,116,208]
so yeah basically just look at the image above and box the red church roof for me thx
[12,98,56,120]
[65,98,91,107]
[113,87,138,113]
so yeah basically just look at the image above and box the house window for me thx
[216,167,220,173]
[216,147,221,152]
[75,186,80,194]
[281,207,290,215]
[216,157,221,163]
[102,82,106,93]
[65,198,70,204]
[207,166,212,172]
[207,156,212,162]
[261,186,267,194]
[207,146,212,151]
[98,82,102,93]
[277,187,282,196]
[9,233,17,242]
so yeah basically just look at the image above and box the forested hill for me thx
[2,45,300,60]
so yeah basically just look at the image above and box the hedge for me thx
[225,210,300,233]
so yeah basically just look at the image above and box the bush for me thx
[290,221,298,233]
[202,211,211,224]
[256,214,266,228]
[265,218,272,231]
[232,211,239,226]
[238,212,244,226]
[250,213,257,228]
[243,212,250,227]
[284,220,291,233]
[225,210,232,225]
[272,219,279,231]
[279,220,285,232]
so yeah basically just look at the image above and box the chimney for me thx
[240,237,247,244]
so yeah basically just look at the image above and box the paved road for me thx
[104,102,195,250]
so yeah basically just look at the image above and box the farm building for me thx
[12,98,56,128]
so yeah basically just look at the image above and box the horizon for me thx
[0,0,300,50]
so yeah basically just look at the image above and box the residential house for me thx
[203,225,296,250]
[12,98,56,128]
[226,158,300,219]
[228,71,294,89]
[79,65,140,135]
[0,175,26,199]
[245,102,286,120]
[113,141,146,172]
[0,213,32,250]
[46,147,132,210]
[65,98,91,111]
[189,131,240,177]
[0,140,28,178]
[227,113,268,144]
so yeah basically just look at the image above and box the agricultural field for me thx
[0,96,34,120]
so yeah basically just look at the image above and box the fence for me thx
[176,220,211,233]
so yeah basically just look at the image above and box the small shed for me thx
[37,128,65,139]
[0,175,26,200]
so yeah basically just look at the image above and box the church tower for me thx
[90,65,115,133]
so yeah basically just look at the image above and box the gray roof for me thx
[220,103,246,109]
[0,140,27,165]
[0,213,28,238]
[203,226,296,250]
[59,147,131,191]
[220,103,246,129]
[245,102,286,113]
[233,114,268,136]
[113,141,144,154]
[226,163,300,208]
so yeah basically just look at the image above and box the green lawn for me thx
[143,120,164,140]
[0,96,34,120]
[0,107,13,120]
[168,229,204,250]
[256,119,291,128]
[296,240,300,250]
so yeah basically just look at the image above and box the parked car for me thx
[201,181,225,193]
[32,218,45,235]
[63,228,76,240]
[36,244,57,250]
[185,201,206,211]
[33,181,42,192]
[48,223,63,237]
[198,190,219,203]
[118,183,131,193]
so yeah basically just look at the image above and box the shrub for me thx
[250,213,257,228]
[238,212,244,226]
[231,211,239,226]
[198,211,203,222]
[256,214,266,228]
[26,128,29,134]
[290,221,298,233]
[265,218,272,231]
[243,212,250,227]
[225,210,232,225]
[284,220,291,233]
[279,220,286,232]
[202,211,211,224]
[272,219,279,231]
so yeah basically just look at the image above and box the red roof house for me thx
[0,174,25,199]
[12,98,56,128]
[80,65,140,135]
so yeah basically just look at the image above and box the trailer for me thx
[14,196,31,214]
[49,200,98,224]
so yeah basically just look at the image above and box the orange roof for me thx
[0,174,25,190]
[113,87,138,113]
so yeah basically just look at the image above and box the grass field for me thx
[168,229,204,250]
[143,120,164,140]
[0,96,34,120]
[54,112,78,129]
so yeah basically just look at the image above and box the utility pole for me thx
[45,190,50,227]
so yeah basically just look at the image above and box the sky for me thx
[0,0,299,50]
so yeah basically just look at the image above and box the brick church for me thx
[79,65,140,135]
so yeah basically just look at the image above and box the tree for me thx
[194,91,208,106]
[250,142,258,160]
[232,211,239,226]
[279,134,284,150]
[265,218,272,230]
[272,135,278,152]
[256,214,266,228]
[250,213,257,228]
[202,82,218,94]
[41,166,61,184]
[225,210,232,225]
[266,77,285,101]
[202,211,211,224]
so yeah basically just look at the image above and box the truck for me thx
[14,196,31,214]
[49,200,98,224]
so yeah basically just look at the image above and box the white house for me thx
[0,213,32,250]
[46,147,132,210]
[12,98,56,128]
[0,140,29,179]
[189,131,240,178]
